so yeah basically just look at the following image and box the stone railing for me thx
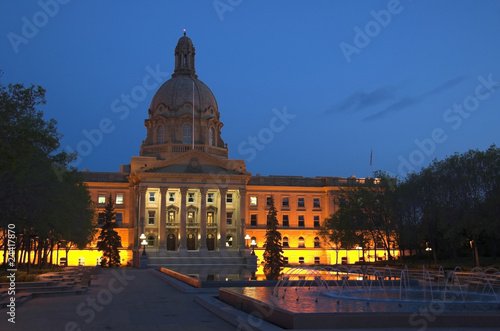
[140,143,228,158]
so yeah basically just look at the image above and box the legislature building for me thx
[74,32,393,276]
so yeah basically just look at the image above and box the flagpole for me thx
[370,148,373,176]
[192,81,194,150]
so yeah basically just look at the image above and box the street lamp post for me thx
[245,234,251,248]
[426,247,432,268]
[140,233,147,255]
[250,239,256,256]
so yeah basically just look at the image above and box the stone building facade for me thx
[76,33,394,273]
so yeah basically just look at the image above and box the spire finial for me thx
[183,28,186,36]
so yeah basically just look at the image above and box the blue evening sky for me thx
[1,0,499,179]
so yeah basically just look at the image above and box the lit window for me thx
[148,211,155,225]
[168,192,175,202]
[314,237,320,248]
[116,213,123,226]
[298,198,305,208]
[282,215,289,227]
[298,237,305,248]
[283,237,289,248]
[168,211,175,223]
[147,235,155,247]
[226,193,233,204]
[188,193,195,203]
[251,236,257,247]
[226,212,233,226]
[187,211,195,223]
[313,198,320,208]
[299,257,304,264]
[250,214,257,227]
[98,194,106,204]
[207,193,214,203]
[116,194,124,205]
[282,197,289,208]
[207,212,214,225]
[149,192,156,202]
[182,124,192,144]
[314,215,320,228]
[298,215,305,227]
[250,196,257,206]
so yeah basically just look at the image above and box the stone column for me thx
[179,187,188,253]
[199,188,208,254]
[219,188,227,251]
[139,186,147,240]
[159,186,168,253]
[239,188,247,252]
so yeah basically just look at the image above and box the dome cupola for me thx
[140,31,228,160]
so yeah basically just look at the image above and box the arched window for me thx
[314,237,320,248]
[157,125,164,144]
[283,236,289,248]
[298,237,305,248]
[251,236,257,248]
[182,124,192,144]
[209,127,215,146]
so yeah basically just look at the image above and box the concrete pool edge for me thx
[218,287,500,329]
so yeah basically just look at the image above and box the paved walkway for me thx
[1,268,234,331]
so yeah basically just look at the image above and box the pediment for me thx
[140,149,250,176]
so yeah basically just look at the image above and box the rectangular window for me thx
[282,215,289,227]
[266,197,272,207]
[282,197,289,208]
[148,211,155,225]
[207,193,214,203]
[313,198,320,208]
[283,256,289,265]
[168,192,175,202]
[298,215,305,227]
[98,213,105,226]
[299,257,304,265]
[207,212,214,224]
[187,211,195,223]
[226,212,233,226]
[226,193,233,204]
[115,213,122,226]
[250,196,257,206]
[314,257,320,265]
[149,192,156,202]
[188,193,195,203]
[250,214,257,227]
[116,194,124,205]
[314,215,320,228]
[298,197,305,208]
[98,194,106,204]
[168,211,175,223]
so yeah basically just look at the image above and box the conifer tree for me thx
[97,195,122,267]
[263,196,284,280]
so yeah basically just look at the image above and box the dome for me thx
[149,75,218,114]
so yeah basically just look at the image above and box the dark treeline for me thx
[319,145,500,266]
[0,76,95,271]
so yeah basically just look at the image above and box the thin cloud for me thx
[361,75,468,122]
[325,86,397,114]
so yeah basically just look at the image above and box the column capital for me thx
[139,186,148,195]
[199,187,208,196]
[219,188,228,196]
[238,188,247,197]
[160,186,169,194]
[180,187,189,195]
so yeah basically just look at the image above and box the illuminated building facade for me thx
[72,33,396,269]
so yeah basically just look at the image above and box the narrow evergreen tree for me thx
[97,195,122,267]
[263,196,284,280]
